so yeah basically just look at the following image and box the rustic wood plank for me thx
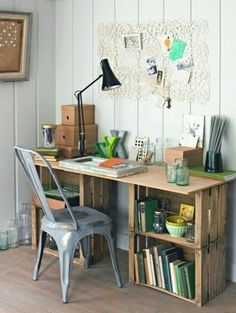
[209,187,218,243]
[128,184,136,283]
[209,242,217,300]
[217,184,227,239]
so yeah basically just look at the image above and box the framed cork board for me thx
[0,11,32,81]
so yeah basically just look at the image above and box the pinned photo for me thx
[159,34,173,55]
[123,33,142,50]
[176,57,194,71]
[146,56,157,75]
[156,70,163,85]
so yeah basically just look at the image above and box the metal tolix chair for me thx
[14,146,122,303]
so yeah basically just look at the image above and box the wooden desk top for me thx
[35,160,225,196]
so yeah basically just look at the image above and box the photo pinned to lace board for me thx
[179,114,205,148]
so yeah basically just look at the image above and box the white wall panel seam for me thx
[219,0,222,115]
[113,0,117,129]
[71,0,75,103]
[35,0,39,146]
[92,0,95,105]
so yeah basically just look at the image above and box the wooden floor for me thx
[0,246,236,313]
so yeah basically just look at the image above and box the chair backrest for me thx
[14,146,78,230]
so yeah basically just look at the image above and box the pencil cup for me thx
[204,151,223,173]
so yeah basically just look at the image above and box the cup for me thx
[185,223,195,242]
[175,158,188,168]
[42,124,57,147]
[166,163,178,183]
[176,166,189,186]
[0,230,9,250]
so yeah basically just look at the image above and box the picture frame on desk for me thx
[0,11,32,81]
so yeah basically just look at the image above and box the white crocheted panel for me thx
[97,20,209,107]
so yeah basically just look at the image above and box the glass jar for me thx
[0,230,9,250]
[155,138,169,165]
[166,163,178,183]
[175,158,188,168]
[185,223,195,242]
[176,166,190,186]
[8,219,19,248]
[153,211,167,233]
[17,203,32,246]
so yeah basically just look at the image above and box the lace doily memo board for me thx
[98,20,209,107]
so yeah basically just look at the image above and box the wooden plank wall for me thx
[0,0,55,228]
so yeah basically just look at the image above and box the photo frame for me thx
[123,33,142,50]
[0,11,33,81]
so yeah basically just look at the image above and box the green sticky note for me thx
[169,39,186,61]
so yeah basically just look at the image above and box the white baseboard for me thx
[226,260,236,282]
[116,232,128,251]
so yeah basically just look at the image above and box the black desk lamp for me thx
[74,59,121,157]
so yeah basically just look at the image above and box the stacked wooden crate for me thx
[55,104,97,158]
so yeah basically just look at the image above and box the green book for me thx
[34,146,61,157]
[137,252,146,284]
[175,261,186,296]
[190,166,236,181]
[160,247,180,292]
[138,198,158,232]
[184,262,195,299]
[179,264,188,298]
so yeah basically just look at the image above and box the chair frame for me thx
[14,146,122,303]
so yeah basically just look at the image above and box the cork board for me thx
[0,11,32,81]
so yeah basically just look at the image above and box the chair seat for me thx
[43,206,112,230]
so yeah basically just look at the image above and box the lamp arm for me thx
[74,74,103,99]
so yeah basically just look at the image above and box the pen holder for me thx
[204,151,223,173]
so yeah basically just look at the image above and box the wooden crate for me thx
[55,124,98,147]
[61,104,95,126]
[195,239,226,306]
[165,146,203,167]
[58,144,95,158]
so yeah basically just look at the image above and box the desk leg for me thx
[128,184,136,283]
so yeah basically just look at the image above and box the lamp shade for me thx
[100,59,121,91]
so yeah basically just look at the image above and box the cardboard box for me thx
[165,146,203,167]
[55,124,98,147]
[61,104,95,126]
[58,145,95,158]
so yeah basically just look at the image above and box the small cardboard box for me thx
[55,124,98,147]
[165,146,203,167]
[61,104,95,126]
[58,145,95,158]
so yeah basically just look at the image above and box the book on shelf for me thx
[189,166,236,181]
[179,264,188,298]
[169,259,181,294]
[153,243,173,288]
[33,155,61,162]
[134,253,140,283]
[175,261,186,296]
[34,146,61,157]
[137,198,158,232]
[160,247,182,292]
[137,252,146,284]
[184,262,195,299]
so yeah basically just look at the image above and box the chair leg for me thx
[104,233,123,288]
[33,230,47,281]
[81,236,91,268]
[58,245,75,303]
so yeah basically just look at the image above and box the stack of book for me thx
[34,146,62,162]
[134,243,195,299]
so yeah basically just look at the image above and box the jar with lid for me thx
[153,210,167,233]
[185,222,195,242]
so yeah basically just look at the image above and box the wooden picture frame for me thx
[0,11,32,81]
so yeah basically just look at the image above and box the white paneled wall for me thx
[54,0,236,282]
[0,0,55,227]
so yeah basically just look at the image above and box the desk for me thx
[33,160,227,306]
